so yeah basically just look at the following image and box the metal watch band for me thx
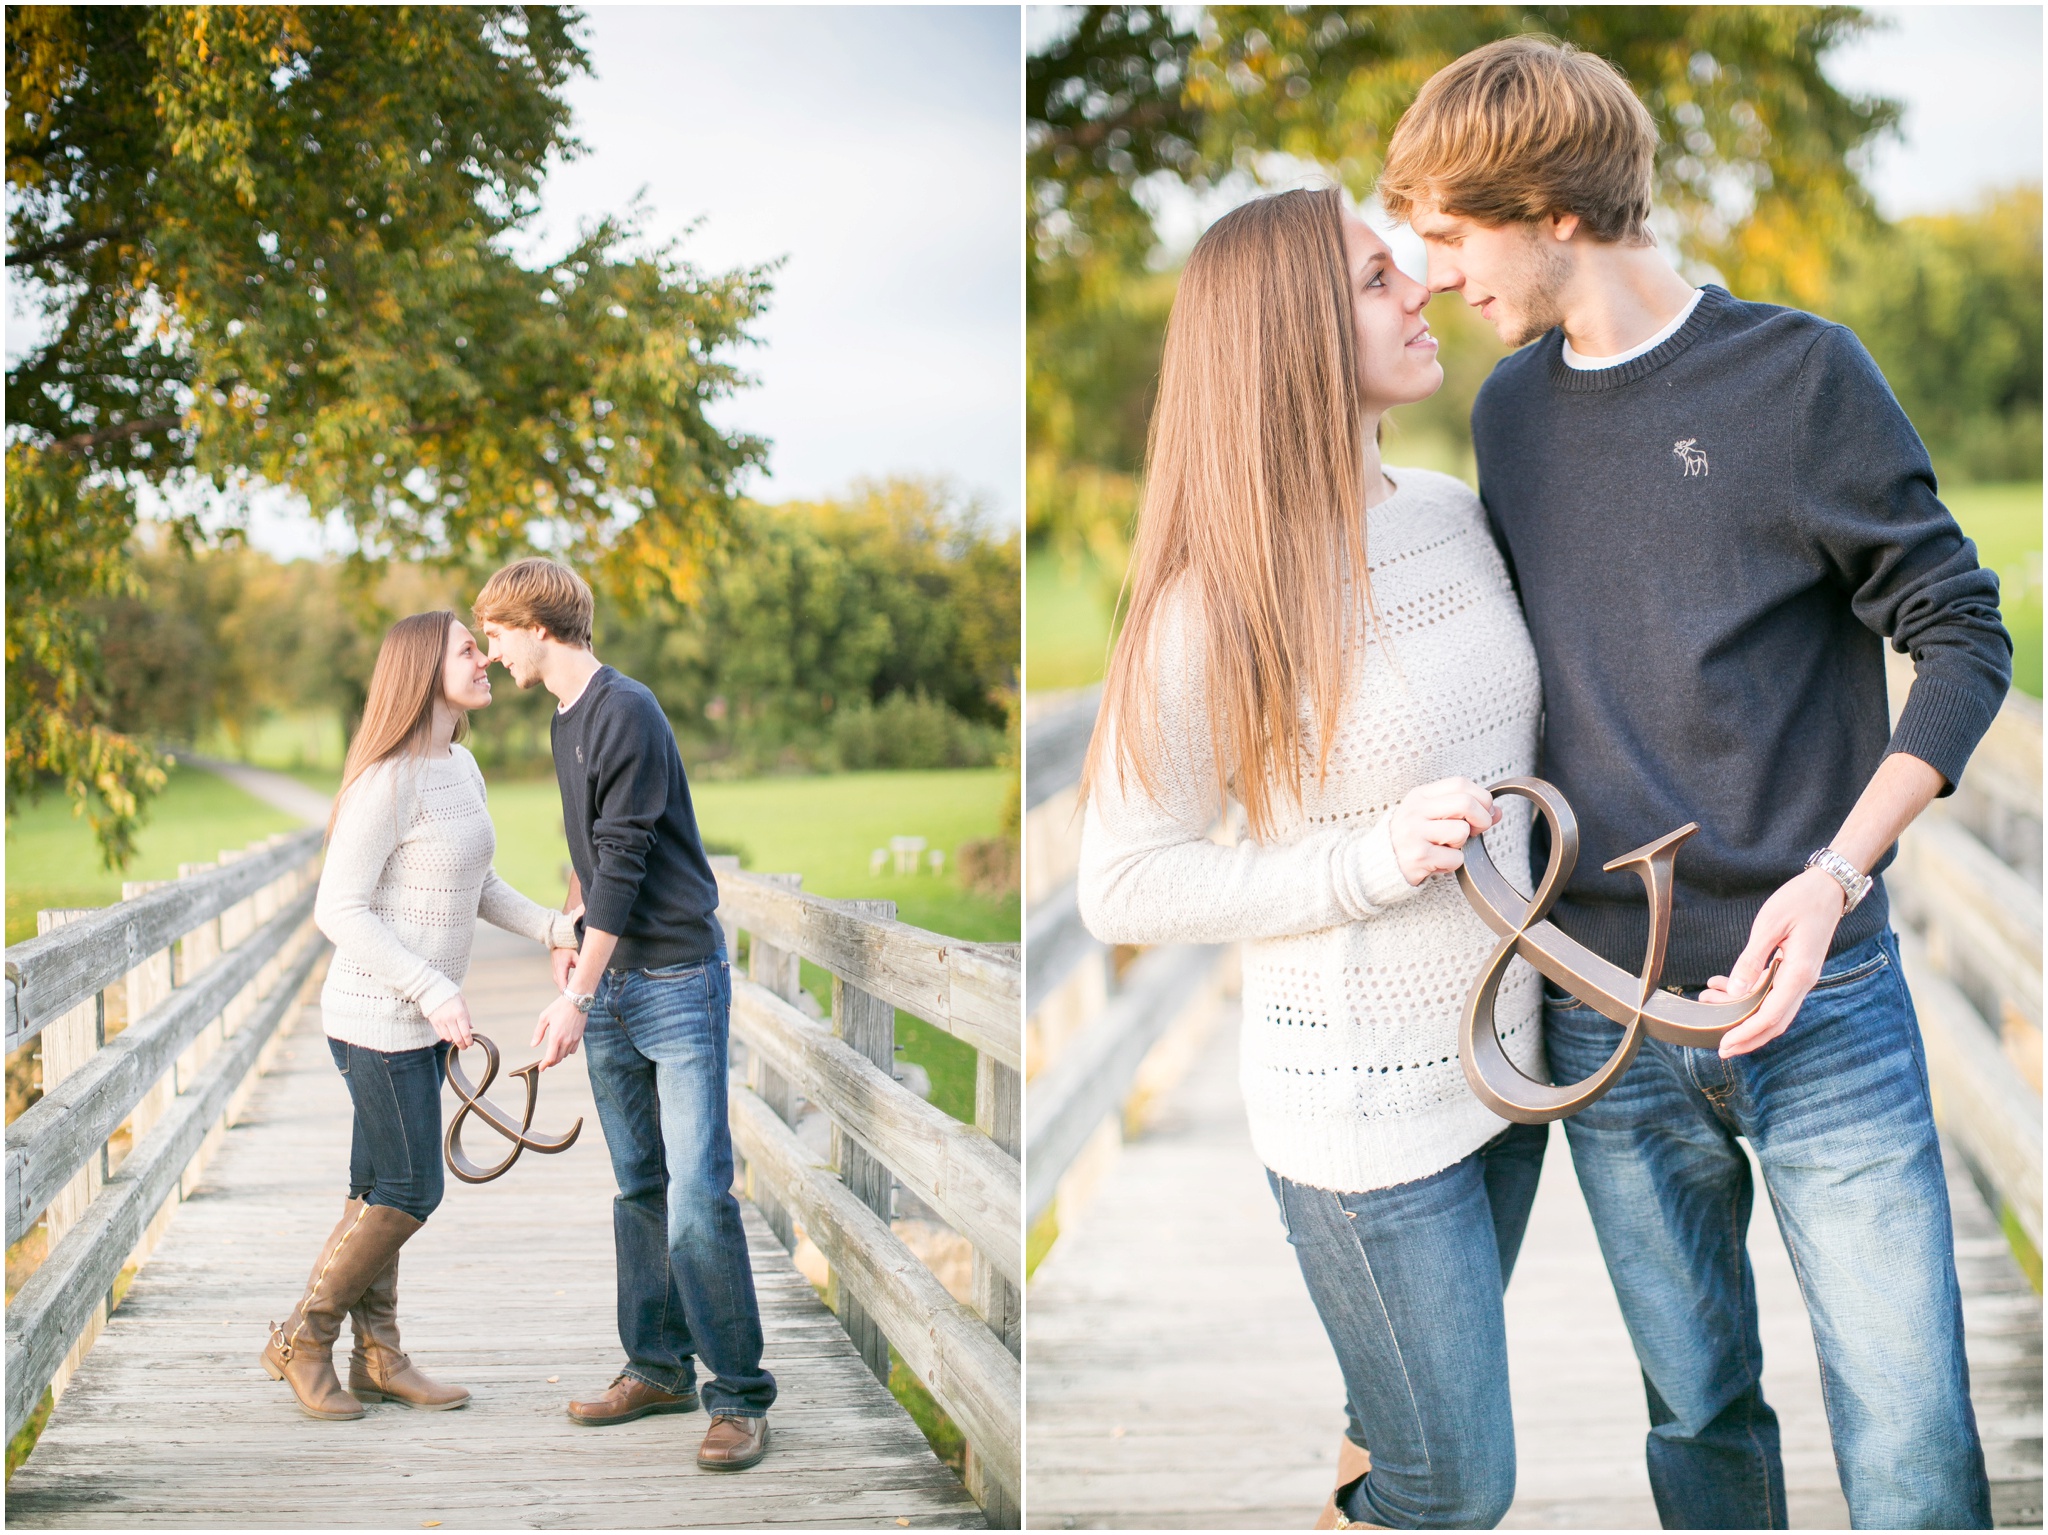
[1805,847,1872,912]
[564,989,596,1014]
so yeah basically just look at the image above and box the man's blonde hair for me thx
[1379,36,1658,244]
[473,557,595,647]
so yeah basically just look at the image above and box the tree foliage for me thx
[1819,187,2042,483]
[7,5,770,862]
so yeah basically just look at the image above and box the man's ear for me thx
[1546,212,1582,244]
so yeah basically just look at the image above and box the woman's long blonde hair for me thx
[327,611,468,840]
[1082,187,1371,839]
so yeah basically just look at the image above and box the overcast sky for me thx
[530,6,1022,518]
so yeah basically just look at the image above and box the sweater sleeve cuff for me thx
[412,971,460,1018]
[1341,816,1421,917]
[582,872,641,938]
[547,911,581,950]
[1886,670,2002,796]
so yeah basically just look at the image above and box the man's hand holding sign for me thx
[1702,751,1945,1055]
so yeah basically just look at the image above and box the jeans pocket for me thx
[1808,949,1890,993]
[642,959,708,981]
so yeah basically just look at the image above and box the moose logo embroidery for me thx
[1672,438,1709,477]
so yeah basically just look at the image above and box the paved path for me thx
[181,753,335,825]
[1025,1006,2041,1528]
[9,922,981,1529]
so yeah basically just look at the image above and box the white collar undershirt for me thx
[1560,288,1703,370]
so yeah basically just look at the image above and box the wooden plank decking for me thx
[1024,1004,2042,1529]
[9,921,982,1529]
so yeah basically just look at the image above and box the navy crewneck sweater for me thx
[552,666,722,969]
[1473,284,2011,987]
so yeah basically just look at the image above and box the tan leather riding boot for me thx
[260,1199,370,1420]
[1314,1436,1375,1530]
[348,1242,471,1410]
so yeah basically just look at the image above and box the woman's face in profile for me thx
[442,621,494,713]
[1342,213,1442,415]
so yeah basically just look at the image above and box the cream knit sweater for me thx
[315,745,577,1052]
[1078,468,1545,1192]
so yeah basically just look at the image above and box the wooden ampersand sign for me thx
[1457,777,1781,1125]
[443,1034,583,1184]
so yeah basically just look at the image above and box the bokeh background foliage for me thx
[1026,6,2042,695]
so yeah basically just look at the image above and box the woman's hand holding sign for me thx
[426,993,475,1050]
[1390,777,1503,886]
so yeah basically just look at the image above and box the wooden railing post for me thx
[174,862,225,1124]
[34,910,104,1407]
[968,1047,1023,1527]
[116,882,178,1272]
[831,898,897,1384]
[746,874,803,1253]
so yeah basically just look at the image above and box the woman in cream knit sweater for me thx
[261,610,579,1422]
[1078,190,1544,1530]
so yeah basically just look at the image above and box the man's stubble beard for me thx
[1495,232,1573,349]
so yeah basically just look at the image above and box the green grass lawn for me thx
[5,765,302,945]
[1946,482,2043,699]
[1026,545,1118,692]
[196,710,346,772]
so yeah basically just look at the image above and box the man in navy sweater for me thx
[475,557,775,1473]
[1381,37,2008,1529]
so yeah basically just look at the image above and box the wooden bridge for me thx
[5,767,1021,1528]
[1021,670,2043,1529]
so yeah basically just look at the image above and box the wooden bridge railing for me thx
[1021,689,1230,1228]
[1886,653,2043,1256]
[3,829,330,1443]
[710,861,1023,1526]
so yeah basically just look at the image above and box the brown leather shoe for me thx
[567,1373,700,1425]
[696,1413,770,1471]
[349,1246,470,1410]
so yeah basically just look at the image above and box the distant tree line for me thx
[96,479,1019,778]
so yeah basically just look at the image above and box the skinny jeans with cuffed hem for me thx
[1270,1120,1548,1530]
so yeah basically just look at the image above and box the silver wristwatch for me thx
[564,989,597,1015]
[1805,847,1872,912]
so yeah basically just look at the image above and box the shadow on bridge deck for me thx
[8,922,981,1530]
[1024,1003,2041,1530]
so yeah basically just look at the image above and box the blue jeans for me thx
[1548,927,1989,1529]
[1269,1121,1549,1529]
[328,1038,450,1223]
[582,951,775,1419]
